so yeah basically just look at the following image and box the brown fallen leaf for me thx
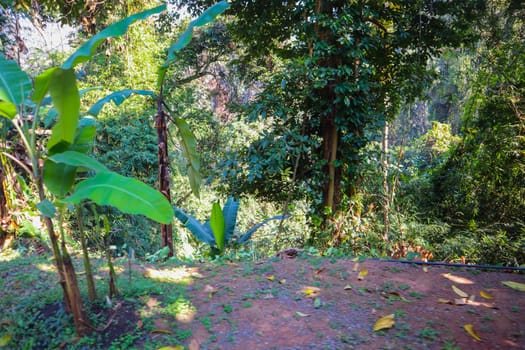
[452,285,468,298]
[373,314,395,331]
[357,268,368,280]
[136,320,143,328]
[204,285,218,298]
[464,324,481,341]
[151,329,173,334]
[315,268,326,275]
[381,291,408,301]
[352,263,360,272]
[479,290,493,300]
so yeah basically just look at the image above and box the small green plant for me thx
[418,327,440,341]
[174,197,288,255]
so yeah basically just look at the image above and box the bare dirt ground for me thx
[125,253,525,350]
[2,251,524,349]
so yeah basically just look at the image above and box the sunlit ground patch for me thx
[144,266,203,285]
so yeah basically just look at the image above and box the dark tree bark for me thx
[155,99,174,257]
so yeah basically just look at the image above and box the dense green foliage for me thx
[1,0,524,276]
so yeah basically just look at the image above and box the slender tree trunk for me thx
[57,209,90,336]
[76,205,97,301]
[155,96,174,257]
[37,181,90,335]
[382,121,390,243]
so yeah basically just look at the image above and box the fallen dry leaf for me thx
[352,263,360,272]
[438,298,452,304]
[381,291,408,301]
[151,329,173,334]
[315,268,326,275]
[442,273,474,285]
[423,266,428,273]
[357,268,368,280]
[373,314,395,331]
[501,281,525,292]
[279,279,286,284]
[204,285,218,298]
[452,285,469,298]
[295,311,310,317]
[266,275,275,281]
[464,324,481,341]
[0,334,12,347]
[479,290,494,300]
[300,286,321,297]
[454,298,467,305]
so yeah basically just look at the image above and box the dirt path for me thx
[2,252,524,349]
[133,255,525,350]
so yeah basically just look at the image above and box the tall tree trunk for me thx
[155,98,174,257]
[315,0,344,216]
[382,121,390,243]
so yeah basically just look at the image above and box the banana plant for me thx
[85,1,230,256]
[174,197,289,255]
[0,3,176,336]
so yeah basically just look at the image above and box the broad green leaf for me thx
[210,202,225,252]
[88,89,156,116]
[32,67,57,105]
[192,2,230,27]
[63,172,173,224]
[43,159,77,197]
[62,5,166,70]
[174,117,201,197]
[0,55,31,119]
[222,197,239,242]
[0,101,16,120]
[173,207,215,244]
[47,69,80,151]
[373,314,395,331]
[501,281,525,292]
[71,117,97,153]
[36,200,56,218]
[49,151,108,173]
[237,214,289,244]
